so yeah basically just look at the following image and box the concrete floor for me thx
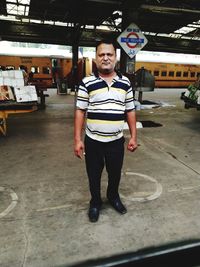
[1,88,200,267]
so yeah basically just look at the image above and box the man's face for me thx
[95,43,117,74]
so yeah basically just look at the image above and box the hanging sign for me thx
[117,23,148,58]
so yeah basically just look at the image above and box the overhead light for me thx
[30,19,42,24]
[55,22,68,27]
[174,26,196,34]
[188,24,200,28]
[0,14,19,21]
[169,33,182,38]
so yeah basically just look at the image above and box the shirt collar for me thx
[94,69,122,79]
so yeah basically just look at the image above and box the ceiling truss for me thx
[0,0,199,54]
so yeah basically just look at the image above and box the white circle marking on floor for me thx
[0,186,18,218]
[121,172,162,202]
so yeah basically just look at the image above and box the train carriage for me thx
[0,54,200,88]
[136,61,200,88]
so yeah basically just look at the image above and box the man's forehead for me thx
[97,44,115,53]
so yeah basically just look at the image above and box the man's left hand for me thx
[127,138,137,152]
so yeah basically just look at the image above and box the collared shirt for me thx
[76,71,135,142]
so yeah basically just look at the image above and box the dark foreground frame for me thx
[65,240,200,267]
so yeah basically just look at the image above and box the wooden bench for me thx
[0,102,38,136]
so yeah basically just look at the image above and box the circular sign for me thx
[126,32,139,49]
[117,23,148,58]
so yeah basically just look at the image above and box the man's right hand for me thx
[74,140,85,159]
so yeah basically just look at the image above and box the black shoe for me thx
[109,198,127,214]
[88,207,100,222]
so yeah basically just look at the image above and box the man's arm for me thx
[74,109,86,159]
[126,110,137,152]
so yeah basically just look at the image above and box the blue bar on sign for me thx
[121,37,144,43]
[132,29,140,32]
[126,28,140,32]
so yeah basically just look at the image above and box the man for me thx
[74,40,137,222]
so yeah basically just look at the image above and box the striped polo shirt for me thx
[76,71,135,142]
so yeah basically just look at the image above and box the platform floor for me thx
[1,88,200,267]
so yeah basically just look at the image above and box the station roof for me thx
[0,0,200,54]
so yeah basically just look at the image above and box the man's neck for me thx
[99,70,116,84]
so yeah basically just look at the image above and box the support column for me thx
[119,8,136,98]
[72,41,79,92]
[71,24,82,92]
[119,8,129,75]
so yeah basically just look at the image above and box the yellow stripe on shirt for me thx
[87,119,124,124]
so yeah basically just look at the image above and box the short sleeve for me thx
[125,86,135,111]
[76,80,89,110]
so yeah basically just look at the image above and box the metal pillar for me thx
[119,8,136,98]
[119,8,137,75]
[119,8,129,74]
[72,41,79,92]
[71,24,82,92]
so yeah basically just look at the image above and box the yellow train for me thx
[0,54,200,88]
[0,55,88,88]
[136,61,200,88]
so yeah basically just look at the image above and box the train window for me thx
[161,71,167,77]
[0,65,6,71]
[6,65,15,70]
[183,72,188,77]
[19,65,28,72]
[190,72,195,77]
[31,66,39,74]
[154,71,159,76]
[42,67,51,74]
[169,71,174,77]
[176,71,181,77]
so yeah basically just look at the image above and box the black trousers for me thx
[84,135,125,207]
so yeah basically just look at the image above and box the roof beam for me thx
[0,20,199,55]
[141,5,200,15]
